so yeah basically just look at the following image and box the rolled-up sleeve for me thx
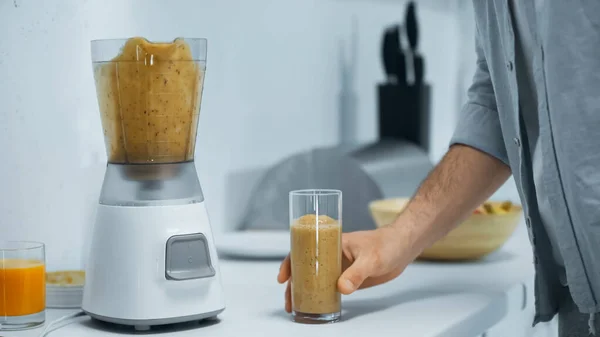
[450,25,509,166]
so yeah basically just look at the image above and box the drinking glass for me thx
[289,189,342,324]
[0,241,46,330]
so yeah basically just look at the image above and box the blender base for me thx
[82,201,226,326]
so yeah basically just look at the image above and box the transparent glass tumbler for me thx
[289,189,342,324]
[0,241,46,330]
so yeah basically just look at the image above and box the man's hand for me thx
[276,225,418,313]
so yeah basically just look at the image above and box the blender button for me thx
[165,233,215,280]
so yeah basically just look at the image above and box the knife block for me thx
[377,81,431,152]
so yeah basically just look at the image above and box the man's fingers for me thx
[277,254,291,284]
[337,257,373,295]
[285,281,292,313]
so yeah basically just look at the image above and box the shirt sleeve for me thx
[450,24,509,166]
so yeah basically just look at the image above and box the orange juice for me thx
[0,259,45,316]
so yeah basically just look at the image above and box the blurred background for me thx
[0,0,521,271]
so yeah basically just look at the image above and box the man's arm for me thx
[389,144,511,256]
[388,22,512,257]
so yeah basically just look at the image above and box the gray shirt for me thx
[452,0,600,327]
[508,0,567,285]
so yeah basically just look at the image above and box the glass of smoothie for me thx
[289,189,342,324]
[0,241,46,330]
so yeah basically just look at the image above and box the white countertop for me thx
[11,224,535,337]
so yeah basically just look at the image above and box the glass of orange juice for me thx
[0,241,45,330]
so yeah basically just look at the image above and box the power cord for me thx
[38,311,87,337]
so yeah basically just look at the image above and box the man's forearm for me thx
[390,144,512,256]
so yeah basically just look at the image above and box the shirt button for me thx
[513,137,521,147]
[507,61,513,71]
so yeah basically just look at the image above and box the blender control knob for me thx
[165,233,215,280]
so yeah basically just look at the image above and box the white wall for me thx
[0,0,520,271]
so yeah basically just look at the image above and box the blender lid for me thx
[240,147,383,232]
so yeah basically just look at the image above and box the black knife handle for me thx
[414,55,424,85]
[406,1,418,51]
[396,51,407,85]
[382,26,399,78]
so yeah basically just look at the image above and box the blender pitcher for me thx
[92,37,205,165]
[91,37,207,204]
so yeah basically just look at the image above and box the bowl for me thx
[46,270,85,308]
[368,198,523,261]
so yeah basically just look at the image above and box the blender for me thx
[82,37,225,330]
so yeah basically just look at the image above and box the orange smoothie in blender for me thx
[0,259,45,316]
[93,37,204,164]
